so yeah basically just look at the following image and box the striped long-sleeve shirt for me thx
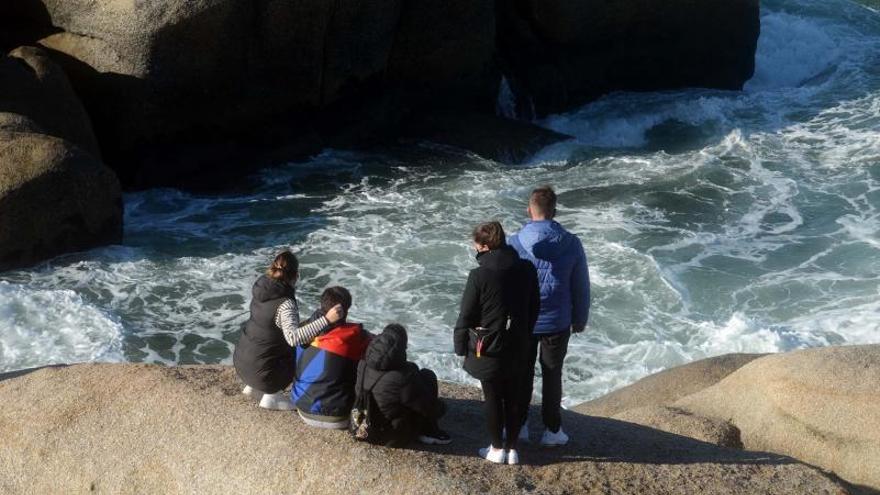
[275,298,329,347]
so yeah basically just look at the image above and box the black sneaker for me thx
[418,428,452,445]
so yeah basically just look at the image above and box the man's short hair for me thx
[530,185,557,218]
[472,221,506,250]
[320,286,352,314]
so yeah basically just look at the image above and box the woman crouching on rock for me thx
[454,221,540,464]
[233,250,344,410]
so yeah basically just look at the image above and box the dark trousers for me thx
[481,375,524,450]
[523,330,570,432]
[384,369,445,448]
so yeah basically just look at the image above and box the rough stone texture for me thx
[573,353,765,418]
[0,364,849,494]
[613,405,743,449]
[0,132,122,271]
[677,345,880,491]
[0,45,100,156]
[497,0,761,117]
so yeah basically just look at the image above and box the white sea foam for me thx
[0,281,123,372]
[1,0,879,406]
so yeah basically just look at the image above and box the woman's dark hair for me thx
[472,221,506,250]
[266,251,299,282]
[321,286,352,314]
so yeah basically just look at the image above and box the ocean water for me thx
[2,0,878,406]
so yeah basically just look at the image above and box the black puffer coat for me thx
[356,326,439,432]
[233,275,295,393]
[454,246,541,381]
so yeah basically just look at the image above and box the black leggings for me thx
[481,376,523,450]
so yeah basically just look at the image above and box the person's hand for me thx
[571,323,586,334]
[325,304,345,324]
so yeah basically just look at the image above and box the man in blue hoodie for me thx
[508,185,590,446]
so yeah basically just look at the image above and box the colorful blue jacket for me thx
[509,220,590,334]
[292,322,371,418]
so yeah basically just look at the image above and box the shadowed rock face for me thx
[0,0,758,189]
[0,363,848,494]
[496,0,761,117]
[0,46,122,271]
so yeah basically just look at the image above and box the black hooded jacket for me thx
[356,326,439,431]
[233,275,296,393]
[454,246,541,381]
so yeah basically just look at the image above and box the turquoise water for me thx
[2,0,878,406]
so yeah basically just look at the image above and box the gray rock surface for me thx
[678,345,880,491]
[0,132,122,271]
[573,353,765,418]
[0,363,849,494]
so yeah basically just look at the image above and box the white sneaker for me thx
[242,385,263,400]
[478,445,506,464]
[259,392,294,411]
[540,427,569,447]
[506,449,520,465]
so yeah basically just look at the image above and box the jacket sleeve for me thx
[454,270,480,356]
[570,238,591,328]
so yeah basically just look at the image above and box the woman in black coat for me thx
[454,221,540,464]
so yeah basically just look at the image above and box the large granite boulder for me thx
[2,0,760,188]
[497,0,761,117]
[24,0,498,187]
[0,364,848,494]
[0,46,122,271]
[678,345,880,491]
[0,132,122,271]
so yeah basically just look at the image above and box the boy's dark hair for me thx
[472,221,506,250]
[529,185,557,218]
[321,286,352,314]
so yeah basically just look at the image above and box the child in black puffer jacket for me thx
[355,324,450,447]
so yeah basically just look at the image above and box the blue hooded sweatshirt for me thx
[508,220,590,334]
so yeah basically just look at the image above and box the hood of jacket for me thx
[364,325,407,371]
[512,220,576,262]
[476,245,520,271]
[252,275,294,303]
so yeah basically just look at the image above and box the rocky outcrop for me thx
[0,45,99,156]
[0,132,122,271]
[18,0,499,188]
[573,353,765,418]
[497,0,761,117]
[574,347,880,491]
[1,0,759,189]
[678,345,880,491]
[0,46,121,271]
[0,364,848,494]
